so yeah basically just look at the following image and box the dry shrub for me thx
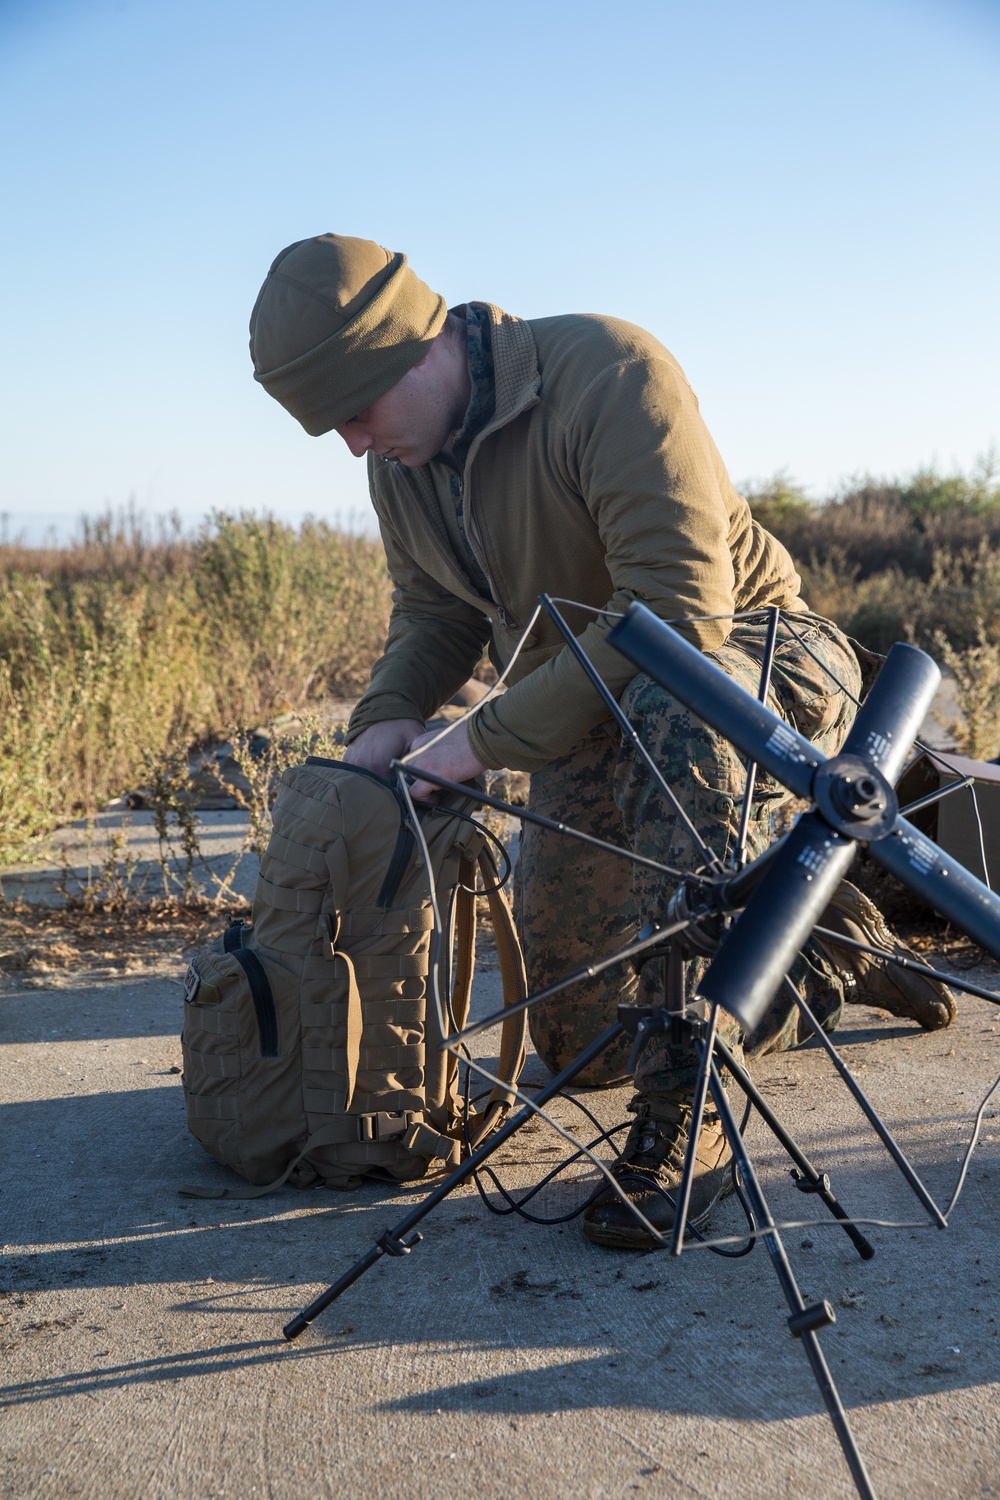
[191,513,391,721]
[0,504,193,583]
[0,574,208,860]
[792,544,1000,657]
[745,455,1000,657]
[0,510,389,865]
[933,624,1000,761]
[225,716,347,857]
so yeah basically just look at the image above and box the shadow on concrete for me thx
[0,1335,331,1410]
[3,1046,994,1247]
[1,1249,991,1425]
[803,1023,920,1048]
[2,1129,996,1429]
[372,1344,979,1421]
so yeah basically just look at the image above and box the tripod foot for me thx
[283,1240,388,1340]
[790,1169,876,1260]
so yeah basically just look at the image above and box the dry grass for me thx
[0,896,250,991]
[932,624,1000,762]
[0,853,972,993]
[4,458,999,886]
[745,455,1000,661]
[0,510,388,865]
[746,458,1000,763]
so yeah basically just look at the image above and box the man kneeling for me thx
[249,233,955,1249]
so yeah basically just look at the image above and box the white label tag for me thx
[182,964,201,1003]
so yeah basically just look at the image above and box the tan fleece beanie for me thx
[249,234,448,436]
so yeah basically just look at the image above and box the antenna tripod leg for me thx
[703,1047,878,1500]
[284,1019,626,1341]
[647,948,874,1262]
[713,1035,875,1261]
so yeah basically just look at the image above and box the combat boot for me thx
[816,879,957,1030]
[583,1090,733,1250]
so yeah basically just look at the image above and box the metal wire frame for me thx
[286,596,1000,1500]
[397,595,1000,1242]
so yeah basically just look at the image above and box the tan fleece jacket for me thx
[346,304,807,772]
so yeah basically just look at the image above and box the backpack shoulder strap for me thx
[448,847,527,1146]
[479,847,528,1114]
[485,852,530,1110]
[450,857,478,1037]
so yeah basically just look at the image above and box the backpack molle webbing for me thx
[180,759,527,1197]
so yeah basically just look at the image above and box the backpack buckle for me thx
[358,1111,415,1142]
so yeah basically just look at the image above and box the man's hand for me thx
[404,721,487,800]
[343,719,424,780]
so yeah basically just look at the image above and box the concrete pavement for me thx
[2,939,999,1499]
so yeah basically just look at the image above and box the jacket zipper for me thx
[455,468,520,631]
[388,461,519,632]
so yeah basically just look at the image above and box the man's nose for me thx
[336,425,372,458]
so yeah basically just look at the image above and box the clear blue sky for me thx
[1,0,997,543]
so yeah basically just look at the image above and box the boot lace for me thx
[618,1102,693,1175]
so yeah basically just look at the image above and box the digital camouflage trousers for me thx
[514,613,865,1094]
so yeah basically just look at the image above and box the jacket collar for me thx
[466,302,540,452]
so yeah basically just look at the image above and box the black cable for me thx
[462,1070,628,1222]
[467,1079,761,1256]
[437,805,513,891]
[472,1128,629,1225]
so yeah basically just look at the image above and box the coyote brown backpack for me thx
[180,758,527,1197]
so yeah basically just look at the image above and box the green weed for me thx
[746,454,1000,656]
